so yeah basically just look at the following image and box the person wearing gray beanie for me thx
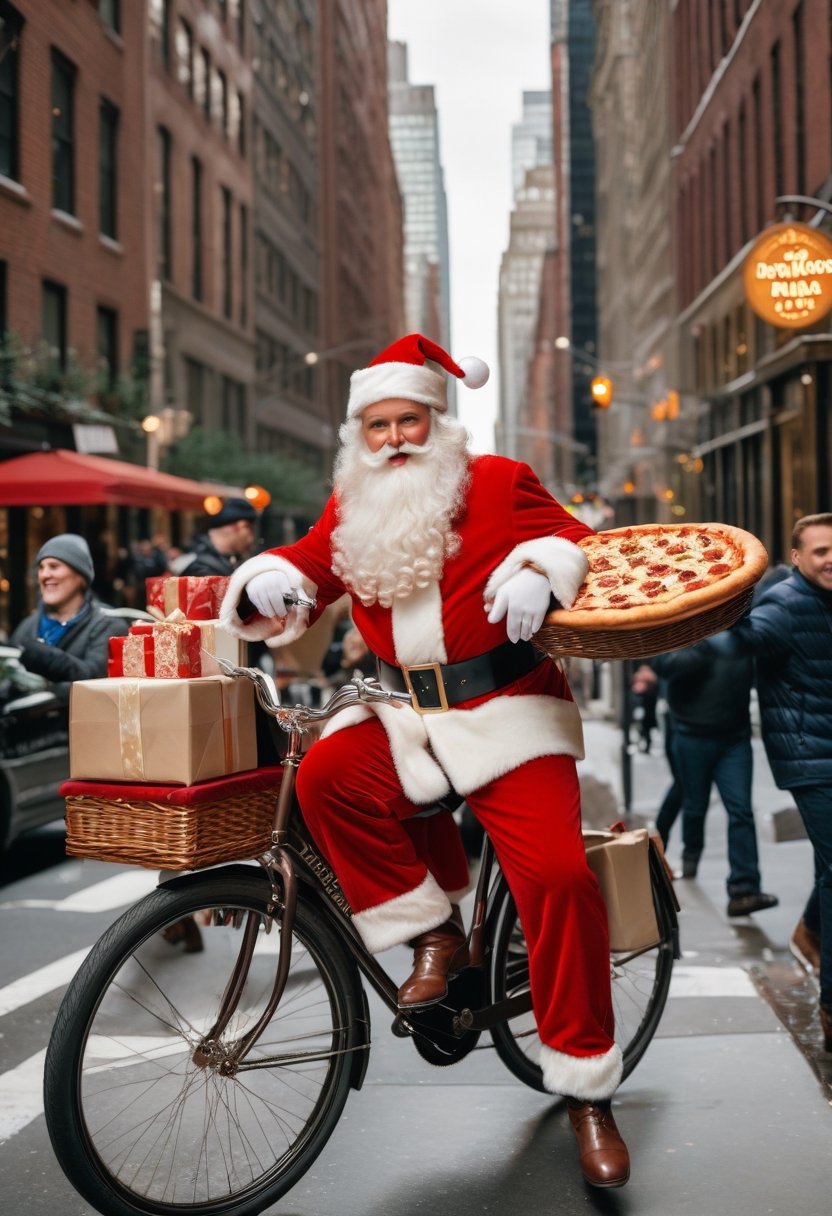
[9,532,128,703]
[35,533,95,586]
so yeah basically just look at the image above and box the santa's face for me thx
[361,398,432,464]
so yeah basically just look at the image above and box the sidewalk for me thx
[579,710,832,1099]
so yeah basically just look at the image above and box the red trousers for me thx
[296,716,616,1066]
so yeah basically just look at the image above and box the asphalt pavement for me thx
[1,709,830,1216]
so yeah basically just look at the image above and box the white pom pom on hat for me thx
[347,333,490,419]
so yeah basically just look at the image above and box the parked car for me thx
[0,608,155,856]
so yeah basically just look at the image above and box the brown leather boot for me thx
[790,918,821,976]
[820,1005,832,1053]
[397,914,469,1008]
[566,1099,630,1188]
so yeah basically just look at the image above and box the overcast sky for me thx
[386,1,552,452]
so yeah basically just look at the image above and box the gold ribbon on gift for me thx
[122,634,151,677]
[153,618,200,678]
[118,681,146,780]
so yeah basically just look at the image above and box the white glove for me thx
[486,568,552,644]
[246,569,294,618]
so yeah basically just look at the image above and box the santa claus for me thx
[220,334,630,1189]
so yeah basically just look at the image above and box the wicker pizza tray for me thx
[533,523,767,661]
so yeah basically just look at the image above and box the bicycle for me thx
[44,660,680,1216]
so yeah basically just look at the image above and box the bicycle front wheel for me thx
[489,847,677,1092]
[44,867,364,1216]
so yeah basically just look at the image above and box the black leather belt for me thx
[374,640,545,714]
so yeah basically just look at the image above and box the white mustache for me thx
[359,438,435,468]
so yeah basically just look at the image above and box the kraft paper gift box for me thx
[145,575,230,621]
[583,828,660,952]
[69,675,257,785]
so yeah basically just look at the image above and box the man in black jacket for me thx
[716,513,832,1051]
[10,533,128,703]
[650,636,778,918]
[177,499,258,577]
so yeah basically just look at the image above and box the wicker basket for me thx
[64,783,279,871]
[534,584,754,661]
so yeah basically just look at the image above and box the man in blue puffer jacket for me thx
[717,513,832,1054]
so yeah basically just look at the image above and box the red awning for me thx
[0,449,242,511]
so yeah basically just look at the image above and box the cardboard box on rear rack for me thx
[69,675,256,786]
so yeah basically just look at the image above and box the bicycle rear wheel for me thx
[489,845,678,1092]
[44,867,364,1216]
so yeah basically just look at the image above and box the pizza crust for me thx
[543,523,769,633]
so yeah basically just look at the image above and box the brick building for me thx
[672,0,832,559]
[317,0,404,443]
[0,0,149,453]
[149,0,254,452]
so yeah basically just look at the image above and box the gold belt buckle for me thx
[401,662,449,714]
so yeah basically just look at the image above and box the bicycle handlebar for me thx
[212,657,412,730]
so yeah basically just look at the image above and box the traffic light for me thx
[591,375,613,408]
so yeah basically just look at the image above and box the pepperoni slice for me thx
[707,563,731,577]
[608,593,631,605]
[667,544,688,555]
[678,568,699,582]
[641,579,664,592]
[597,575,620,588]
[647,563,671,575]
[683,579,707,591]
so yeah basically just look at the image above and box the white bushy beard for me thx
[331,412,471,607]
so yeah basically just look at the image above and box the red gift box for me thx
[109,622,202,678]
[108,634,154,678]
[145,575,230,621]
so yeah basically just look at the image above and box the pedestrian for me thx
[630,663,658,753]
[10,533,129,704]
[175,498,259,576]
[716,513,832,1051]
[221,333,631,1189]
[650,635,778,916]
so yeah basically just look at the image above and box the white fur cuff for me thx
[539,1041,623,1101]
[219,553,316,644]
[484,536,589,610]
[352,872,452,954]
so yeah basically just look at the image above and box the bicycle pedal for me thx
[391,1013,415,1038]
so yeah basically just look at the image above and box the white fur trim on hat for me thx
[539,1041,623,1100]
[347,362,449,418]
[219,553,316,645]
[352,871,452,954]
[484,536,589,611]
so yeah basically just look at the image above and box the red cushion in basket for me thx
[60,766,283,805]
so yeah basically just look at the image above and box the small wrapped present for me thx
[69,675,257,785]
[145,575,230,621]
[108,621,203,679]
[108,634,154,678]
[190,618,247,675]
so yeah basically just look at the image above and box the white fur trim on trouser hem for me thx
[351,872,452,954]
[485,535,589,610]
[539,1042,623,1101]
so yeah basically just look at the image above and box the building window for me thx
[240,203,248,327]
[157,125,172,279]
[99,98,118,238]
[216,68,229,137]
[51,49,76,215]
[221,375,244,434]
[199,48,211,120]
[771,41,784,199]
[97,305,118,387]
[185,356,205,426]
[42,280,67,369]
[0,259,7,337]
[98,1,120,34]
[752,74,764,231]
[221,187,232,319]
[0,3,22,182]
[738,101,748,245]
[176,18,194,98]
[191,156,202,301]
[151,0,171,71]
[793,2,805,196]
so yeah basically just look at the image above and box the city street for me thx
[1,714,830,1216]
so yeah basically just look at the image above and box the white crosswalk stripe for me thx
[0,1049,46,1146]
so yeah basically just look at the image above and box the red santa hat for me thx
[346,333,489,419]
